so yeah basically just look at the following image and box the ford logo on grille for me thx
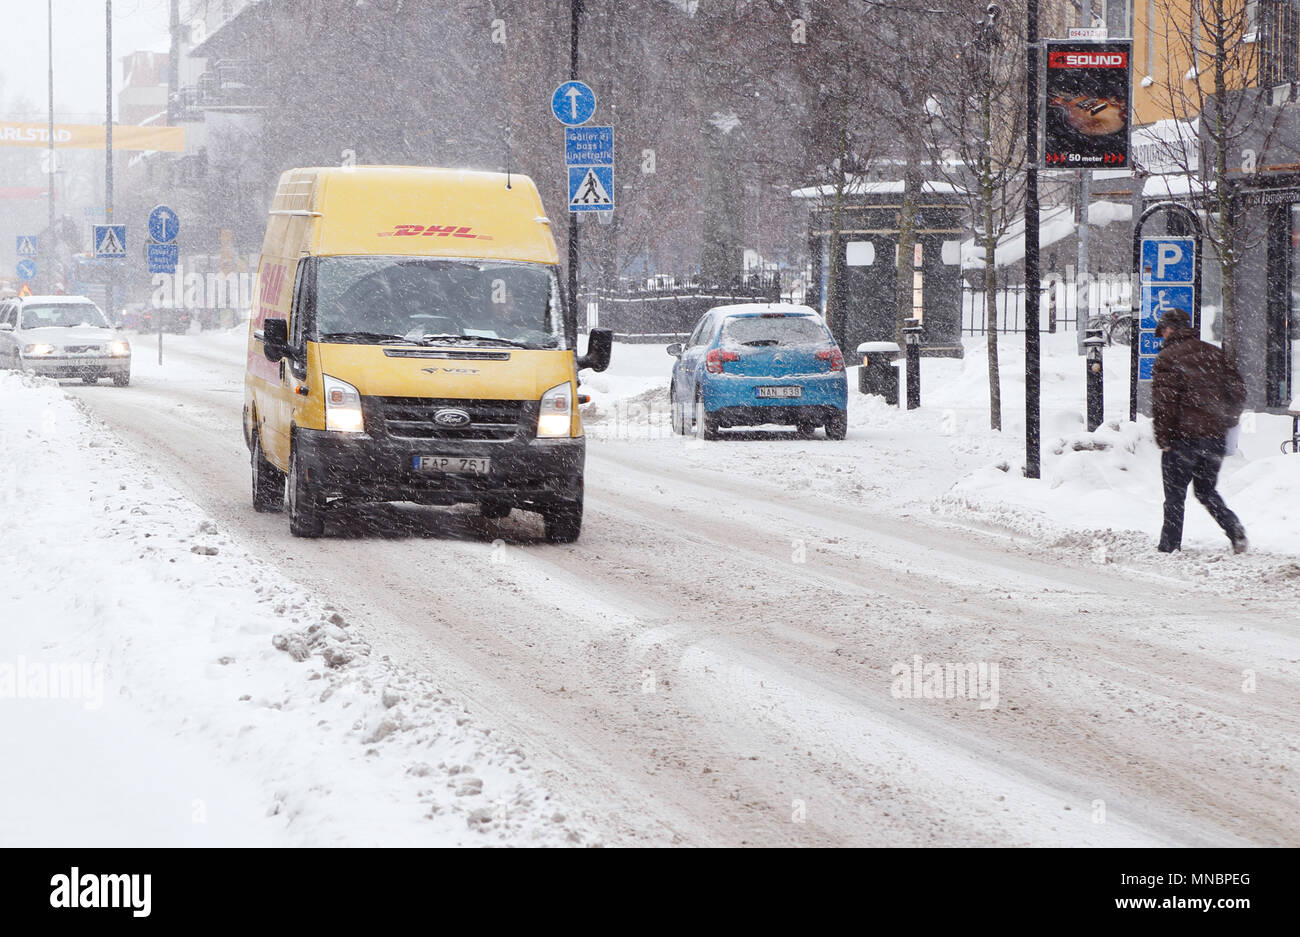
[433,408,471,427]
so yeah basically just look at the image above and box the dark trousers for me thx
[1159,438,1243,551]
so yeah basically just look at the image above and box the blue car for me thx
[667,303,848,440]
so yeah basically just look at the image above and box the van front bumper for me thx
[293,428,585,507]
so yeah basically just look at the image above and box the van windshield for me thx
[314,257,563,349]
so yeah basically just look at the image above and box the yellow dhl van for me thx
[242,166,612,540]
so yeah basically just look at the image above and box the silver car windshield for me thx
[315,257,563,349]
[20,304,110,329]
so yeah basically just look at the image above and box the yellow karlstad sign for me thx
[0,121,185,152]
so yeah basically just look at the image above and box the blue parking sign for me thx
[1141,237,1195,284]
[1138,356,1156,381]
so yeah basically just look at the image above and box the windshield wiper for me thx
[319,331,414,344]
[419,333,532,348]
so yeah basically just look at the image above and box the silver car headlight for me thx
[22,343,54,357]
[323,373,365,433]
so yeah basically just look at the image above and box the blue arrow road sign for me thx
[147,243,179,275]
[16,259,37,281]
[1141,237,1195,283]
[16,235,38,257]
[93,225,127,258]
[148,204,180,243]
[568,165,614,212]
[565,126,613,166]
[551,81,596,126]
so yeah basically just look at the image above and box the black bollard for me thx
[1084,327,1105,432]
[903,317,923,410]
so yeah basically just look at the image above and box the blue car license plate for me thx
[756,386,801,399]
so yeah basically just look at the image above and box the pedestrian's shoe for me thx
[1157,543,1179,553]
[1231,532,1249,554]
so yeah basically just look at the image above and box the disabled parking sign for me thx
[1138,237,1195,381]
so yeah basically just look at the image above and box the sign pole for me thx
[48,0,55,292]
[1025,0,1041,479]
[567,0,582,337]
[105,0,114,319]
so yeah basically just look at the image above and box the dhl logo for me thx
[377,224,493,240]
[259,261,287,306]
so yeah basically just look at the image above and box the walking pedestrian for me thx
[1151,308,1248,553]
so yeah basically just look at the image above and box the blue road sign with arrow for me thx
[16,235,38,257]
[551,81,596,126]
[16,259,37,281]
[148,204,180,243]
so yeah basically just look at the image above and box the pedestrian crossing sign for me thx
[93,225,127,259]
[568,166,614,212]
[16,235,38,257]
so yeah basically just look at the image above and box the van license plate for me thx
[756,386,801,398]
[414,456,491,474]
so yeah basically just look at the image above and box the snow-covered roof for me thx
[710,302,819,317]
[15,294,98,304]
[791,179,964,199]
[1142,174,1208,198]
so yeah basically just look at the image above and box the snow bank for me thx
[0,371,590,846]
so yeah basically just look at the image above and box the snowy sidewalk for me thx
[0,371,588,847]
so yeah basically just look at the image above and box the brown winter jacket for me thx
[1151,327,1247,449]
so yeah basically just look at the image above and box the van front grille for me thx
[365,396,530,441]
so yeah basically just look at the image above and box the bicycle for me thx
[1085,306,1135,346]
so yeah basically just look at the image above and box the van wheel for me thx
[81,375,99,385]
[695,388,720,441]
[251,432,284,513]
[825,411,847,441]
[541,496,583,543]
[287,442,325,537]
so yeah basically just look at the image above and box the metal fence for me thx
[961,273,1134,335]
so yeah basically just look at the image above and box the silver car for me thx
[0,295,131,386]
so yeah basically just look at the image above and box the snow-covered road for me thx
[58,332,1300,846]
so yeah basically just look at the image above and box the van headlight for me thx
[537,381,573,438]
[22,343,54,357]
[109,340,130,357]
[323,374,365,433]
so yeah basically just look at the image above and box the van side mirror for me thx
[666,342,683,357]
[0,321,13,332]
[261,317,289,362]
[578,327,613,372]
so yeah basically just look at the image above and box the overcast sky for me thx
[0,0,172,122]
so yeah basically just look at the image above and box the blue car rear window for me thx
[722,316,828,347]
